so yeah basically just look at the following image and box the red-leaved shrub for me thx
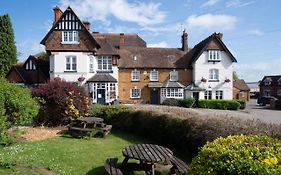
[32,78,90,126]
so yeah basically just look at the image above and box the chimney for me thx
[53,6,62,25]
[181,30,188,51]
[119,33,125,49]
[217,32,223,40]
[83,21,91,31]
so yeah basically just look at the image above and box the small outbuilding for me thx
[233,79,250,101]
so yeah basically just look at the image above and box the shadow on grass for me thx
[86,166,105,175]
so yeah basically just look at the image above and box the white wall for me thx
[192,51,234,100]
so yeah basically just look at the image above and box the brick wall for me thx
[260,85,281,100]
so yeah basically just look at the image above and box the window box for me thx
[225,79,231,83]
[201,78,207,82]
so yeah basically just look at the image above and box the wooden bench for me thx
[105,158,123,175]
[170,156,188,175]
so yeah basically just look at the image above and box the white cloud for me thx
[17,40,45,60]
[105,25,137,33]
[248,29,264,36]
[147,41,170,48]
[59,0,166,27]
[186,14,237,30]
[235,58,281,81]
[226,0,255,8]
[201,0,220,7]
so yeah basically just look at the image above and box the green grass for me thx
[0,131,150,175]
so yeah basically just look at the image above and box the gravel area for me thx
[21,127,64,141]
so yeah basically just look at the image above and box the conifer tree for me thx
[0,14,17,77]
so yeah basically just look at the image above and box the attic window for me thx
[133,56,137,61]
[208,50,221,62]
[25,60,36,70]
[62,31,79,44]
[167,55,176,62]
[264,78,272,85]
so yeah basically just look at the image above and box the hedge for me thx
[189,135,281,175]
[91,105,281,156]
[198,100,241,110]
[179,98,195,108]
[276,100,281,110]
[236,100,247,109]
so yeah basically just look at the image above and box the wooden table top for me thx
[76,117,104,123]
[122,144,173,164]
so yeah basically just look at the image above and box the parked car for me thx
[257,96,278,106]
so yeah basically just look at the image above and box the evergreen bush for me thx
[161,98,180,106]
[198,100,241,110]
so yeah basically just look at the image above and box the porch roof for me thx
[185,82,205,91]
[162,81,185,88]
[148,83,163,88]
[87,73,117,82]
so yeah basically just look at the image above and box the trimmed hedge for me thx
[236,100,247,109]
[276,100,281,110]
[179,98,195,108]
[189,135,281,175]
[92,105,281,156]
[198,100,241,110]
[161,98,180,106]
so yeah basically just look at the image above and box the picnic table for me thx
[68,117,112,137]
[122,144,173,175]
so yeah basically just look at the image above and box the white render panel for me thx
[192,51,234,100]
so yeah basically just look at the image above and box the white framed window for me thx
[277,90,281,96]
[208,50,221,61]
[215,90,223,99]
[130,88,141,98]
[209,69,219,81]
[62,31,79,44]
[131,69,140,81]
[97,56,112,71]
[264,90,270,96]
[109,83,116,99]
[150,69,158,81]
[25,60,36,70]
[164,88,183,98]
[264,80,271,85]
[204,91,212,100]
[170,70,178,81]
[89,56,94,73]
[65,56,77,71]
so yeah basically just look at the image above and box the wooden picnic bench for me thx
[105,158,123,175]
[170,156,188,175]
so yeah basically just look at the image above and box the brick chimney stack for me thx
[119,33,125,49]
[181,29,188,51]
[83,21,91,31]
[53,6,62,25]
[217,32,223,40]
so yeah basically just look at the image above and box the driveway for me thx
[191,99,281,124]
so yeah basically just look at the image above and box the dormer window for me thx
[25,60,36,70]
[208,50,221,62]
[264,78,272,85]
[62,31,79,44]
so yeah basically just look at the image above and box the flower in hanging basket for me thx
[201,78,207,82]
[78,76,85,82]
[225,79,231,83]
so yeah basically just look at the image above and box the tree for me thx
[233,71,239,80]
[0,14,17,77]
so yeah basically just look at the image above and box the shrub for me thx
[161,98,180,106]
[198,100,241,110]
[236,100,247,109]
[32,78,90,126]
[179,98,195,108]
[275,100,281,110]
[189,135,281,175]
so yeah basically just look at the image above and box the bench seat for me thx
[170,156,188,175]
[105,158,123,175]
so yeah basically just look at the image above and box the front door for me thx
[97,89,106,104]
[151,89,159,104]
[193,92,199,107]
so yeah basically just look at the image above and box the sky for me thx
[0,0,281,82]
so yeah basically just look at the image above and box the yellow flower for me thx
[269,157,278,165]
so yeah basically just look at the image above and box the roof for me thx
[185,82,205,91]
[162,81,185,88]
[118,47,189,68]
[87,73,117,82]
[260,75,281,86]
[184,33,237,65]
[93,33,146,48]
[95,38,118,55]
[233,79,250,91]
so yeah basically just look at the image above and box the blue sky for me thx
[0,0,281,82]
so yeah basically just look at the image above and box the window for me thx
[264,80,271,85]
[62,31,79,43]
[208,50,221,61]
[277,90,281,96]
[170,70,178,81]
[109,83,116,99]
[89,56,94,72]
[278,78,281,85]
[209,69,219,81]
[264,90,270,96]
[65,56,77,71]
[131,88,141,98]
[204,91,212,100]
[150,70,158,81]
[97,56,112,71]
[215,90,223,99]
[131,69,140,81]
[25,60,36,70]
[162,88,183,98]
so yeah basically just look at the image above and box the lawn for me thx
[0,131,151,175]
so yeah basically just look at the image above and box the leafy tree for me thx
[233,71,239,80]
[0,14,17,77]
